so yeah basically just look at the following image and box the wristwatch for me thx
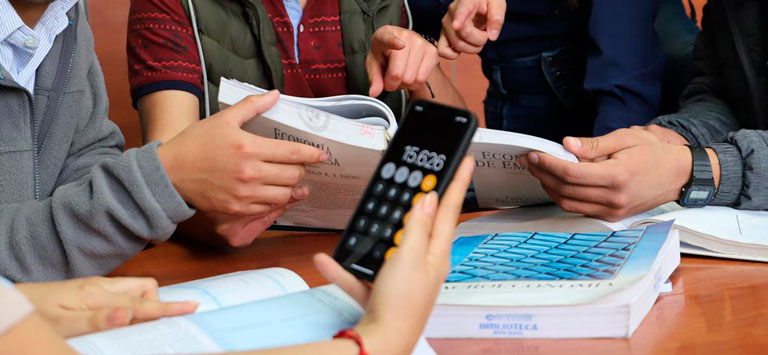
[679,145,716,207]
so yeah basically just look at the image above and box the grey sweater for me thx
[0,7,194,282]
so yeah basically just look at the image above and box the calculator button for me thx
[363,198,378,214]
[412,192,426,207]
[394,166,410,184]
[381,162,396,180]
[376,203,391,219]
[421,174,437,192]
[368,222,382,236]
[407,170,423,188]
[345,235,360,249]
[385,247,397,260]
[399,189,413,205]
[355,217,369,232]
[390,207,405,222]
[394,229,404,245]
[371,181,386,196]
[371,243,388,260]
[385,186,400,201]
[381,225,395,241]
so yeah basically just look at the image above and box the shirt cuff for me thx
[133,142,196,223]
[708,143,743,206]
[131,81,203,109]
[0,282,34,335]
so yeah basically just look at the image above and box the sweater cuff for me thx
[133,142,195,223]
[708,143,743,206]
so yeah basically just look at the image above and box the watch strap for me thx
[690,146,713,181]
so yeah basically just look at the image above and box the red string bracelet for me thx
[333,328,369,355]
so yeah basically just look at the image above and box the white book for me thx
[425,220,679,338]
[68,268,436,355]
[218,79,576,230]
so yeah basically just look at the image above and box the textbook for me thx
[67,268,436,354]
[424,221,679,338]
[218,78,576,230]
[464,202,768,262]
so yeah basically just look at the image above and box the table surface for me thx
[110,225,768,355]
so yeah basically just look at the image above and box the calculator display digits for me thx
[333,100,478,282]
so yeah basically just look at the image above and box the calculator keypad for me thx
[339,161,440,278]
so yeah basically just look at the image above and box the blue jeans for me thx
[482,46,594,144]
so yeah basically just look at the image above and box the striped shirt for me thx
[0,0,78,95]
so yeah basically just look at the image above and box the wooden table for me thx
[110,228,768,354]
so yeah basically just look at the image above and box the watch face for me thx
[683,186,715,207]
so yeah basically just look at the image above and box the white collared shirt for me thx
[0,0,78,95]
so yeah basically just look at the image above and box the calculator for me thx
[333,100,478,282]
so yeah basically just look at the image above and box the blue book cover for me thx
[437,221,677,307]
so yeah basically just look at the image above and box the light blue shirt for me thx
[0,0,78,95]
[284,0,302,63]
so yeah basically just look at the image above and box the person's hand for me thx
[158,91,326,219]
[630,124,689,145]
[314,157,474,354]
[438,0,506,59]
[367,25,440,97]
[522,129,693,221]
[16,277,198,337]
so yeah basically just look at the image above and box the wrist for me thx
[670,144,693,202]
[705,147,721,190]
[156,143,185,201]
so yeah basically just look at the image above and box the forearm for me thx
[409,64,467,108]
[0,314,77,355]
[138,90,200,143]
[652,98,740,146]
[0,143,194,282]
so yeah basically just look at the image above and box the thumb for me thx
[376,30,407,54]
[486,0,507,41]
[398,191,438,259]
[563,130,638,161]
[217,90,280,127]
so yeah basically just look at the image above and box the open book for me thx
[219,79,576,230]
[426,221,679,338]
[460,203,768,262]
[68,268,436,354]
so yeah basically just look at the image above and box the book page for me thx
[469,128,577,208]
[455,205,613,238]
[635,206,768,255]
[159,268,309,313]
[219,79,389,229]
[69,285,363,354]
[247,119,384,229]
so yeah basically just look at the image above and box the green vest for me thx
[181,0,406,118]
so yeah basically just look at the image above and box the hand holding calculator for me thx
[333,100,478,281]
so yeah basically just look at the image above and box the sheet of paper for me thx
[412,336,437,355]
[159,268,309,313]
[69,285,363,354]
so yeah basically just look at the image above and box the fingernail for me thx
[564,137,582,149]
[420,191,438,215]
[319,152,328,162]
[489,30,499,40]
[397,38,406,47]
[528,152,539,165]
[292,186,310,199]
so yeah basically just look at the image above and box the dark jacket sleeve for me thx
[585,0,665,136]
[0,55,195,282]
[651,5,768,210]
